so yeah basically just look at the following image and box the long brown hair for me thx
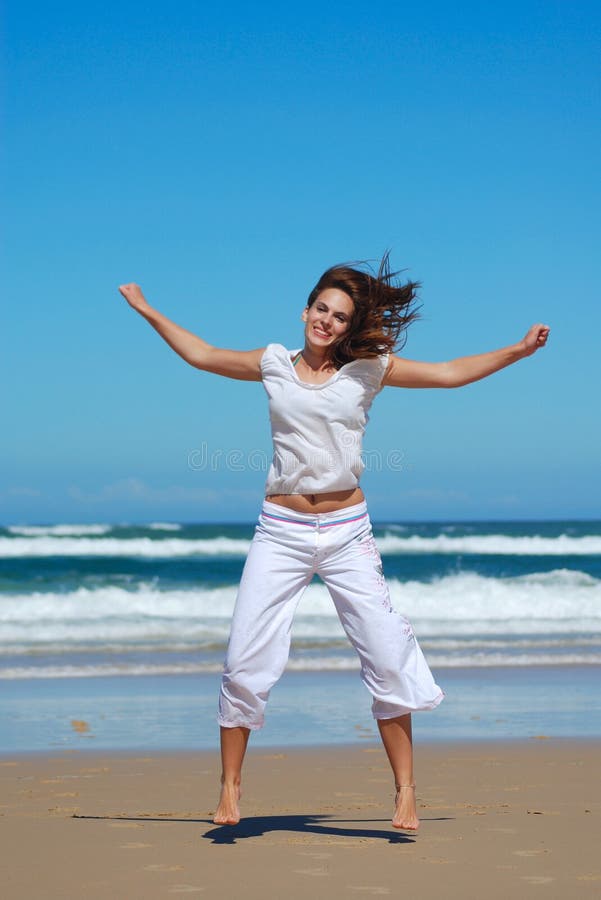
[306,250,421,368]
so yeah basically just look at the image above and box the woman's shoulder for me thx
[260,343,297,375]
[344,351,390,390]
[262,342,294,360]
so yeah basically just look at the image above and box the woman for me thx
[118,253,549,831]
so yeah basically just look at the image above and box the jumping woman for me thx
[118,252,549,831]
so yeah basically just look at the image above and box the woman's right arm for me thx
[118,283,264,382]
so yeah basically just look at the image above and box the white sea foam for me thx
[148,522,183,531]
[6,524,112,537]
[2,531,601,557]
[377,533,601,556]
[1,570,600,651]
[1,652,600,679]
[3,635,596,659]
[0,535,251,557]
[387,568,601,631]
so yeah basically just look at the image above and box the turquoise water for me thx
[1,519,601,678]
[1,518,600,752]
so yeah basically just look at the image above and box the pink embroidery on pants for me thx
[401,618,415,639]
[356,535,392,611]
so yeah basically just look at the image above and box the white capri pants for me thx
[218,500,444,730]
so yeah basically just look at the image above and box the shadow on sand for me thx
[73,811,453,845]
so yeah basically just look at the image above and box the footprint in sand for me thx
[486,828,517,834]
[144,864,184,872]
[335,792,366,798]
[347,888,391,896]
[293,869,329,877]
[521,876,555,884]
[167,886,205,894]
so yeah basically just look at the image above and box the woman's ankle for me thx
[220,774,241,788]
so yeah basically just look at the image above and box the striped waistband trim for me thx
[260,510,369,528]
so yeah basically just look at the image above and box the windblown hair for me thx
[306,250,421,369]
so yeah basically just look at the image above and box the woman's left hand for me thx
[520,323,550,357]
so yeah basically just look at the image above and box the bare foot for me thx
[392,784,419,831]
[213,780,241,825]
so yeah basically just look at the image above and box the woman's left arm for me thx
[382,323,550,389]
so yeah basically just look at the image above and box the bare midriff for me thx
[264,487,365,514]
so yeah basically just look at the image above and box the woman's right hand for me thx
[118,283,150,313]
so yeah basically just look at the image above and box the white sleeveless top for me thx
[260,343,389,495]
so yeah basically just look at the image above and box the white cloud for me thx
[67,477,222,505]
[405,488,470,502]
[2,486,43,498]
[66,478,263,508]
[494,494,521,507]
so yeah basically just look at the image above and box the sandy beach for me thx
[2,739,599,899]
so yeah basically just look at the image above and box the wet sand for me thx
[1,739,599,898]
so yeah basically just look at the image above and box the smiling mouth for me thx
[313,327,331,337]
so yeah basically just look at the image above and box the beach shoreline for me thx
[2,738,599,898]
[2,664,600,755]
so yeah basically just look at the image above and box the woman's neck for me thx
[297,345,336,372]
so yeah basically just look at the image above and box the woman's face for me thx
[302,288,354,350]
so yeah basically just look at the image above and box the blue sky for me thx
[3,0,600,523]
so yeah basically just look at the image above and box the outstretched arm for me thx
[118,283,264,381]
[382,323,550,388]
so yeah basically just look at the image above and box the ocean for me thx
[1,518,600,752]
